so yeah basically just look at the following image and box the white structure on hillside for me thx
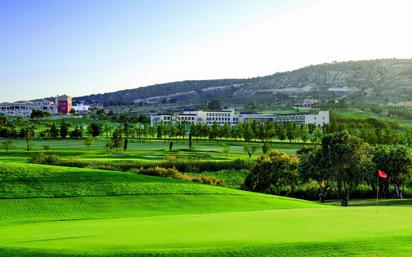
[73,104,90,114]
[150,109,238,126]
[150,109,329,127]
[0,100,56,117]
[237,111,329,127]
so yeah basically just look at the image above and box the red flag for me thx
[378,169,388,179]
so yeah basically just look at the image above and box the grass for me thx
[0,162,254,198]
[1,162,412,256]
[0,139,303,164]
[334,108,412,127]
[1,136,412,256]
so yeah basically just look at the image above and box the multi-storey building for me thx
[56,95,72,114]
[150,109,329,127]
[0,95,74,117]
[238,111,329,127]
[150,109,238,126]
[0,100,56,117]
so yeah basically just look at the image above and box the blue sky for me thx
[1,0,412,102]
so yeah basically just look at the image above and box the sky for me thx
[1,0,412,102]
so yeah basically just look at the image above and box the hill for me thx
[75,59,412,107]
[2,162,412,256]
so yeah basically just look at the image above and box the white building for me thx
[0,100,56,117]
[73,104,90,114]
[150,109,329,127]
[195,109,238,125]
[238,111,329,127]
[150,114,173,125]
[304,111,329,127]
[150,109,238,126]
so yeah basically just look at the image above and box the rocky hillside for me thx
[75,59,412,106]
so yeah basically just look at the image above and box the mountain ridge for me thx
[74,58,412,106]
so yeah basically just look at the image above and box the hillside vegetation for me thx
[75,59,412,106]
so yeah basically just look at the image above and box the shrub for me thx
[244,151,299,194]
[192,175,223,185]
[139,166,185,180]
[57,159,252,175]
[28,152,61,165]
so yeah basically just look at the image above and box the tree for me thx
[118,113,129,124]
[89,122,101,138]
[157,124,163,139]
[208,123,220,141]
[103,125,112,138]
[299,148,332,202]
[49,123,59,139]
[223,144,230,158]
[244,151,299,194]
[137,114,150,124]
[243,144,258,159]
[69,108,76,116]
[123,123,130,150]
[96,109,106,117]
[85,135,94,149]
[20,123,35,151]
[312,127,323,146]
[60,120,69,139]
[30,110,51,119]
[221,123,231,139]
[264,121,275,142]
[43,145,50,153]
[299,125,310,143]
[372,145,412,198]
[321,131,371,206]
[286,121,297,143]
[276,123,286,141]
[262,142,271,154]
[243,123,254,142]
[189,125,193,150]
[108,128,123,151]
[207,99,221,110]
[1,139,13,152]
[124,138,128,150]
[70,126,82,139]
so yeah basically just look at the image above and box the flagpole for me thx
[376,173,379,214]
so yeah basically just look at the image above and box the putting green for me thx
[1,206,412,256]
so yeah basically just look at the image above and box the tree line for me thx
[244,131,412,206]
[1,114,412,151]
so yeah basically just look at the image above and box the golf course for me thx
[1,146,412,256]
[3,0,412,255]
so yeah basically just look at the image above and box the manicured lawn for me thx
[1,163,412,256]
[0,139,303,164]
